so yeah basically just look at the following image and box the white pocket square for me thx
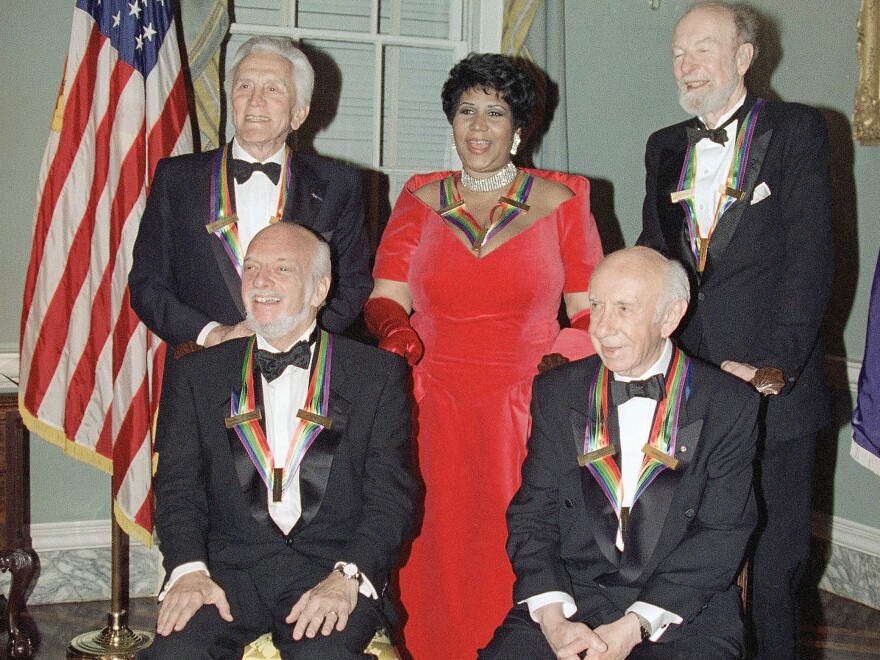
[751,182,771,205]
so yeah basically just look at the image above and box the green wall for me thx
[2,1,878,529]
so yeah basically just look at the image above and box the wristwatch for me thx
[632,612,652,643]
[334,562,362,584]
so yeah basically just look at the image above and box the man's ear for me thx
[736,42,754,75]
[290,104,311,131]
[660,298,688,339]
[311,275,331,309]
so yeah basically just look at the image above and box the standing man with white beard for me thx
[639,3,833,658]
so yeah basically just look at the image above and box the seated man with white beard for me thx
[142,223,416,659]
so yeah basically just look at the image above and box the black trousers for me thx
[749,430,818,660]
[140,559,383,660]
[479,586,744,660]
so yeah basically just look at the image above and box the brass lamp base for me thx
[67,611,154,659]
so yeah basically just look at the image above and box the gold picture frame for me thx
[855,0,880,144]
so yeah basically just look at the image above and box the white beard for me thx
[245,284,314,340]
[678,62,741,119]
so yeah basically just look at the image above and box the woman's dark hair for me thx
[441,53,536,131]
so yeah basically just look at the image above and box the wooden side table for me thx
[0,393,37,658]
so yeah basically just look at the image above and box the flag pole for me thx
[66,494,154,659]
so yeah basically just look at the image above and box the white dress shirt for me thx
[524,341,683,640]
[231,139,286,250]
[693,93,746,237]
[260,327,312,534]
[196,139,286,345]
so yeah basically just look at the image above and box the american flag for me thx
[19,0,192,546]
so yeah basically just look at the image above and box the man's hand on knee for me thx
[588,615,642,660]
[286,570,359,640]
[156,572,232,636]
[536,603,607,659]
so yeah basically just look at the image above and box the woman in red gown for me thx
[365,54,603,659]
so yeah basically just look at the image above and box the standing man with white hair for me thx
[639,3,833,658]
[130,36,372,358]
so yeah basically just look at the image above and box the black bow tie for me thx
[686,124,729,146]
[685,112,739,147]
[255,341,311,382]
[610,374,666,405]
[231,158,282,185]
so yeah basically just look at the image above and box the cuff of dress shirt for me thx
[522,591,577,622]
[197,322,221,347]
[625,601,683,641]
[333,562,378,600]
[158,562,210,601]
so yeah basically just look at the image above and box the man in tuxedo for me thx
[141,223,415,658]
[480,247,759,660]
[129,36,372,356]
[638,3,833,657]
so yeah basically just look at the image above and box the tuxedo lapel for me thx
[572,357,708,580]
[657,119,701,273]
[206,146,246,318]
[291,392,346,532]
[225,334,348,534]
[574,395,623,567]
[226,368,272,527]
[284,154,328,229]
[702,103,773,277]
[618,413,703,581]
[291,343,348,532]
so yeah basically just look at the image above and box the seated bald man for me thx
[142,223,416,659]
[480,247,759,660]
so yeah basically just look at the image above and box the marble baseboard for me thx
[0,520,163,605]
[809,512,880,610]
[809,538,880,609]
[8,515,879,610]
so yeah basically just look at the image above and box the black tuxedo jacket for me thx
[129,147,372,345]
[639,95,833,442]
[507,355,758,640]
[153,334,416,594]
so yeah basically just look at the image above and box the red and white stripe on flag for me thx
[19,0,192,547]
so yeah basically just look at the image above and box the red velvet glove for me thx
[364,297,424,366]
[569,308,590,331]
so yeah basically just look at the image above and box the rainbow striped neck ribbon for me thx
[672,98,765,272]
[205,144,293,275]
[225,331,334,503]
[437,169,534,256]
[578,347,691,542]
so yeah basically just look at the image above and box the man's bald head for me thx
[241,223,331,348]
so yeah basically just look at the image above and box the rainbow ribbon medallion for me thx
[207,144,293,275]
[673,98,766,270]
[439,169,534,255]
[580,348,692,540]
[227,331,333,502]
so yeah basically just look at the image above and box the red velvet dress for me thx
[373,170,602,659]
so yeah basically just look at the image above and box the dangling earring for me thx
[510,133,521,156]
[451,129,457,151]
